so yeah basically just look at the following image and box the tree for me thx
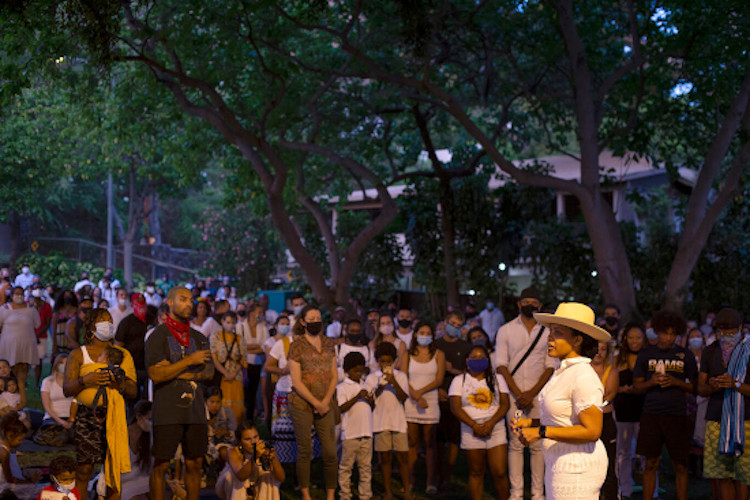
[268,0,750,317]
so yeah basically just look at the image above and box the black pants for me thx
[244,365,262,421]
[601,412,618,500]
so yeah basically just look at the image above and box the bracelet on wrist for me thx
[539,425,547,439]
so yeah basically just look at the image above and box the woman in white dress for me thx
[0,286,41,407]
[511,303,610,500]
[404,321,445,495]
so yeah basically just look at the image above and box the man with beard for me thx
[146,287,214,500]
[494,287,554,500]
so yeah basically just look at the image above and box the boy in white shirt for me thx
[364,342,412,500]
[337,352,374,500]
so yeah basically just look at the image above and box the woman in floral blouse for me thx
[288,305,338,500]
[449,345,510,500]
[211,311,248,423]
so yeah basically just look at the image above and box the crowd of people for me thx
[0,263,748,500]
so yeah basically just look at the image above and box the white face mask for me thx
[57,363,66,374]
[222,322,236,333]
[146,286,155,294]
[379,324,394,336]
[53,477,76,494]
[21,267,29,275]
[138,418,152,432]
[118,298,128,307]
[11,295,24,305]
[31,289,42,298]
[94,321,115,341]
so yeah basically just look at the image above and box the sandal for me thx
[426,485,438,495]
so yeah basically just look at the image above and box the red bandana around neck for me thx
[165,314,190,347]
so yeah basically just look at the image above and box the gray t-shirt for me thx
[146,324,212,425]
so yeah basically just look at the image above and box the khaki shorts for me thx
[374,430,408,452]
[704,420,750,484]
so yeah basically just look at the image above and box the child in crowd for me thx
[336,319,372,381]
[1,379,21,412]
[36,454,80,500]
[97,345,124,366]
[205,386,237,481]
[337,352,374,500]
[364,342,412,500]
[0,412,42,497]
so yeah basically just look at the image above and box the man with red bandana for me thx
[146,286,213,500]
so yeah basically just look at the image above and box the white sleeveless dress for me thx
[404,356,440,424]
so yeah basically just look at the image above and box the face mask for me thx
[293,305,304,316]
[11,295,24,305]
[146,286,155,294]
[486,302,495,311]
[604,316,619,328]
[53,477,76,494]
[719,331,741,348]
[688,337,703,349]
[416,335,433,347]
[31,289,41,298]
[21,267,29,275]
[237,310,247,318]
[446,324,462,338]
[466,358,489,373]
[138,418,153,433]
[379,324,394,336]
[222,322,236,333]
[277,324,291,336]
[306,322,323,336]
[520,305,537,319]
[398,319,412,329]
[472,337,488,347]
[347,334,362,345]
[645,328,658,340]
[57,364,66,374]
[118,298,128,307]
[94,321,115,341]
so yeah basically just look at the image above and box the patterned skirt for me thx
[271,390,321,463]
[220,377,245,424]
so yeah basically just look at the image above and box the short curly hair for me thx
[49,454,76,477]
[651,310,687,337]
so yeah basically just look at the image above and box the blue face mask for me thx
[277,324,291,336]
[416,335,433,347]
[645,328,658,340]
[466,358,489,373]
[688,337,703,349]
[486,302,495,311]
[446,324,462,338]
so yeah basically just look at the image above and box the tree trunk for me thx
[149,193,162,245]
[123,239,134,291]
[579,192,638,319]
[7,212,23,268]
[439,178,460,307]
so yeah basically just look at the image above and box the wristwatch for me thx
[539,425,547,438]
[736,381,742,390]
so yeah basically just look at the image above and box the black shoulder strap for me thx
[511,326,545,377]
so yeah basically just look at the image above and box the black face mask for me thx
[347,333,362,345]
[306,322,323,336]
[520,305,537,319]
[398,319,412,329]
[605,316,619,328]
[237,310,247,318]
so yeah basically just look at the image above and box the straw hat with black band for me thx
[533,302,611,342]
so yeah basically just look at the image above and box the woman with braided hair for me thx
[63,307,138,499]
